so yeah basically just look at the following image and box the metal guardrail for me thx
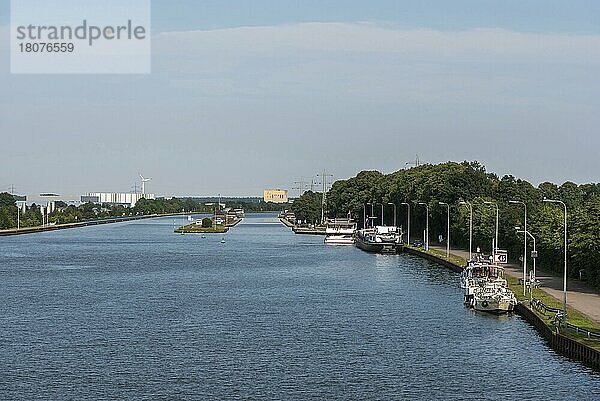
[530,298,600,340]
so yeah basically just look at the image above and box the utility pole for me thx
[317,170,334,224]
[293,180,309,198]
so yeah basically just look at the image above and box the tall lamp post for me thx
[509,200,527,296]
[401,202,410,245]
[459,201,473,260]
[544,198,568,323]
[439,202,450,258]
[516,228,537,301]
[388,203,397,228]
[483,201,499,256]
[418,202,429,251]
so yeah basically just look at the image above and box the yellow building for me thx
[264,189,288,204]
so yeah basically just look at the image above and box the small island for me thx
[175,217,229,234]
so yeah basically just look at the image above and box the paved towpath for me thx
[430,245,600,324]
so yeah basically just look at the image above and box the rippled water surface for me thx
[1,214,598,400]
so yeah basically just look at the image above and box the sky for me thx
[1,1,599,199]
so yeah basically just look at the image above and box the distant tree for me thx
[0,208,14,229]
[0,192,16,208]
[291,191,322,224]
[323,160,600,290]
[202,218,212,228]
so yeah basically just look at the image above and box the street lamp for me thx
[516,227,537,301]
[509,200,527,296]
[401,202,410,244]
[439,202,450,258]
[544,198,568,323]
[418,202,429,251]
[388,202,397,228]
[483,201,499,255]
[459,201,473,260]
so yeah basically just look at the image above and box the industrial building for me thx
[81,192,155,207]
[263,189,288,204]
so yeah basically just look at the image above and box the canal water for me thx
[0,214,598,400]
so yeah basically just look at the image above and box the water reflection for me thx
[0,214,598,400]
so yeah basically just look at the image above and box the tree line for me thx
[293,161,600,289]
[0,195,288,229]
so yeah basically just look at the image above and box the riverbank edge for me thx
[403,246,600,371]
[0,213,194,237]
[279,217,326,235]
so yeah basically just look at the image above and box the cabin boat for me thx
[461,262,517,313]
[472,285,517,313]
[354,226,403,254]
[324,218,356,245]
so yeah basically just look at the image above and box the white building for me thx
[81,192,155,207]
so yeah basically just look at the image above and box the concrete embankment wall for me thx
[278,217,326,235]
[279,217,295,228]
[227,217,243,227]
[404,246,600,371]
[515,303,600,370]
[403,247,463,273]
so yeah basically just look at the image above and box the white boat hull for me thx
[325,235,354,245]
[473,297,516,313]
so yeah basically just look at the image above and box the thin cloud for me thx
[154,23,600,65]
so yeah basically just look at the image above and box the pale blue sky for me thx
[1,1,599,198]
[3,1,597,33]
[149,0,600,33]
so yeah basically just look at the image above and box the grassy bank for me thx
[504,275,600,351]
[175,224,228,234]
[407,245,600,351]
[406,245,467,267]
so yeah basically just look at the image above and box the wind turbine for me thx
[139,173,151,195]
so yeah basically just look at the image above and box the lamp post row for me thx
[369,198,567,323]
[363,202,398,229]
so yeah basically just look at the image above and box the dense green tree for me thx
[0,192,16,207]
[291,191,322,224]
[324,161,600,290]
